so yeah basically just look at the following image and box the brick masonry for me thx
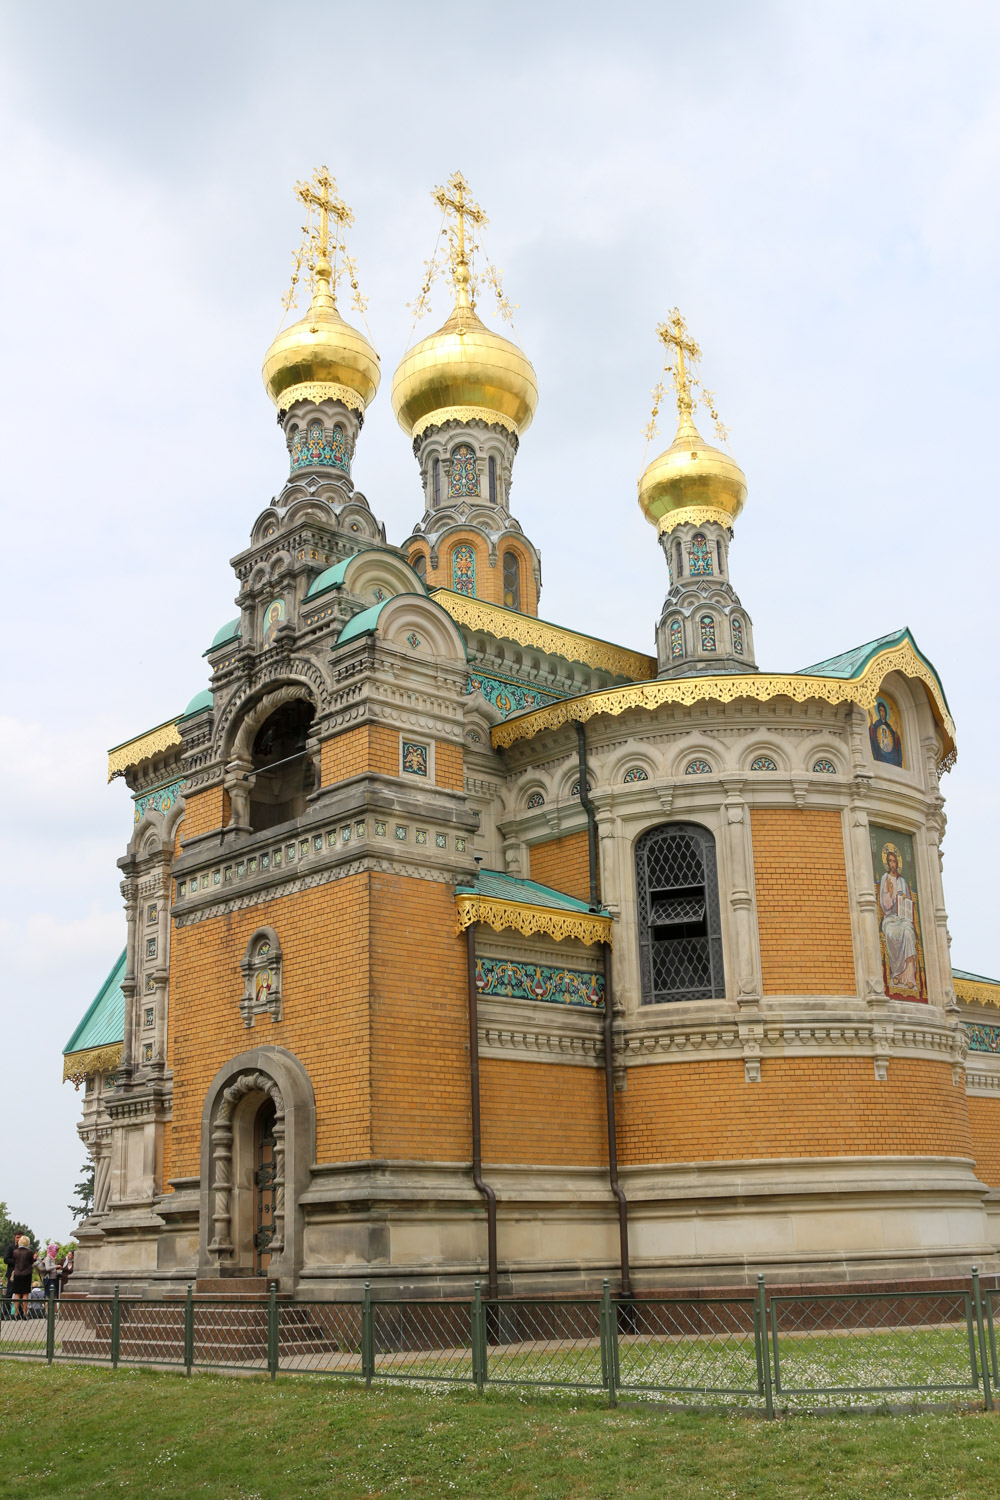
[750,808,857,995]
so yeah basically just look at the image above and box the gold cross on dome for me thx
[655,309,702,420]
[432,171,488,300]
[294,166,354,265]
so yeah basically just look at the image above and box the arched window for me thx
[432,458,441,506]
[675,541,683,577]
[689,533,713,576]
[700,615,716,651]
[449,443,479,497]
[750,755,778,772]
[249,699,316,833]
[488,455,497,504]
[411,553,428,583]
[503,551,520,609]
[669,619,684,658]
[716,540,724,573]
[635,823,725,1004]
[452,543,476,596]
[813,758,836,774]
[732,617,744,655]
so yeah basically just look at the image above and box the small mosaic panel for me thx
[133,778,185,826]
[699,614,716,651]
[869,690,905,768]
[145,975,155,993]
[685,759,712,774]
[870,822,928,1003]
[402,740,429,776]
[144,1007,154,1028]
[262,597,286,648]
[455,837,466,852]
[689,533,713,576]
[435,833,447,848]
[290,419,349,473]
[813,758,837,774]
[449,443,480,497]
[141,1043,153,1064]
[967,1022,1000,1054]
[356,821,367,838]
[468,672,561,719]
[405,632,421,649]
[669,619,684,658]
[467,729,482,743]
[147,904,157,924]
[570,779,592,797]
[750,756,778,771]
[395,825,407,841]
[623,767,649,783]
[145,938,157,959]
[732,617,745,655]
[476,957,604,1008]
[375,821,387,837]
[416,829,428,845]
[452,543,477,596]
[526,792,545,808]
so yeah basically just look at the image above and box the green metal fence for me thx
[1,1269,996,1414]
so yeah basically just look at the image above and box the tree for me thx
[68,1161,95,1226]
[0,1201,36,1251]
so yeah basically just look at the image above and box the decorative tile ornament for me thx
[467,729,483,743]
[868,690,905,767]
[144,1007,155,1028]
[146,938,157,959]
[145,975,155,993]
[141,1043,153,1064]
[476,956,604,1009]
[239,928,283,1028]
[623,767,649,783]
[455,837,467,852]
[355,821,366,838]
[570,779,592,798]
[262,597,286,649]
[669,619,684,658]
[732,618,745,655]
[416,830,428,845]
[526,792,545,808]
[178,881,187,897]
[375,821,387,837]
[290,418,349,473]
[452,543,477,596]
[685,759,713,774]
[406,632,421,649]
[699,615,717,651]
[689,533,713,576]
[133,778,185,825]
[402,741,429,776]
[395,825,407,841]
[147,904,157,924]
[869,823,928,1002]
[967,1022,1000,1054]
[750,756,777,771]
[341,826,351,843]
[435,833,447,848]
[467,672,561,719]
[813,758,837,774]
[449,443,480,497]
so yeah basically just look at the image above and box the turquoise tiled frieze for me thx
[133,778,185,825]
[475,956,604,1008]
[966,1022,1000,1054]
[467,673,564,719]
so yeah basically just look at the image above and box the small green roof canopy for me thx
[64,950,126,1055]
[456,868,610,916]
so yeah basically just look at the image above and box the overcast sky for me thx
[1,0,998,1240]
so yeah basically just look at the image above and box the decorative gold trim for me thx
[657,505,735,536]
[456,893,612,948]
[490,640,956,771]
[63,1043,123,1087]
[412,405,519,440]
[277,380,366,414]
[431,589,656,682]
[108,720,183,782]
[955,978,1000,1010]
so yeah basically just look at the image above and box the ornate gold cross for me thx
[294,166,353,265]
[655,309,702,419]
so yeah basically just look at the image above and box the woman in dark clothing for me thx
[10,1236,34,1319]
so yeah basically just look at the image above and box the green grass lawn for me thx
[2,1365,1000,1498]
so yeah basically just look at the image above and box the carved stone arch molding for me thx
[213,666,328,763]
[198,1046,316,1285]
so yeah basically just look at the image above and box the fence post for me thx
[756,1275,774,1420]
[600,1279,618,1408]
[471,1280,486,1392]
[45,1286,56,1365]
[110,1285,120,1370]
[184,1284,194,1376]
[362,1280,373,1388]
[267,1282,279,1381]
[972,1266,993,1411]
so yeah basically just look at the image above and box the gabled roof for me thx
[64,950,126,1055]
[456,869,606,914]
[798,627,952,713]
[455,868,612,947]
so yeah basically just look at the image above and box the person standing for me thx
[9,1236,34,1320]
[60,1249,74,1294]
[42,1242,61,1302]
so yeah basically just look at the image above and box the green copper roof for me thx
[64,950,126,1055]
[306,558,352,600]
[797,628,951,712]
[180,688,213,719]
[954,968,1000,986]
[204,618,241,654]
[337,600,389,643]
[456,868,609,915]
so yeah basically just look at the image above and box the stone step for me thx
[194,1277,270,1296]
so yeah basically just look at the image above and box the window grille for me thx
[635,823,725,1004]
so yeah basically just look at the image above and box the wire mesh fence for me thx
[1,1271,995,1414]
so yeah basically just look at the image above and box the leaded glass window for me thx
[700,615,716,651]
[669,619,684,658]
[689,533,713,575]
[449,443,479,497]
[675,541,683,577]
[488,455,497,504]
[452,543,476,596]
[732,617,744,655]
[432,458,441,505]
[411,552,427,583]
[716,539,724,573]
[503,551,520,609]
[635,823,725,1004]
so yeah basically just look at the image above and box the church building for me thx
[63,170,1000,1297]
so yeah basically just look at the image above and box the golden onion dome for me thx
[391,270,537,441]
[262,258,380,414]
[638,407,747,534]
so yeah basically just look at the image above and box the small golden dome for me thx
[262,259,380,414]
[638,409,747,534]
[391,277,537,441]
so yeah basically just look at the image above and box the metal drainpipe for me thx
[465,922,498,1299]
[574,722,601,912]
[602,940,631,1297]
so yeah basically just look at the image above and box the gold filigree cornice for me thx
[431,590,655,682]
[456,893,612,948]
[490,640,956,771]
[955,978,1000,1010]
[277,380,366,414]
[108,720,184,783]
[63,1043,123,1087]
[657,505,735,536]
[412,406,519,440]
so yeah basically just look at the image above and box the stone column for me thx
[120,875,138,1075]
[720,778,761,1005]
[94,1141,113,1215]
[208,1113,234,1257]
[270,1097,286,1255]
[847,785,886,1005]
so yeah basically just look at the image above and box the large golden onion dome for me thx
[262,258,380,415]
[638,406,747,534]
[391,268,537,441]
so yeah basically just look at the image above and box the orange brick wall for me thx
[321,724,398,786]
[182,786,229,841]
[369,875,471,1160]
[434,740,464,792]
[968,1096,1000,1187]
[163,874,372,1185]
[751,809,857,995]
[480,1059,607,1167]
[617,1057,972,1164]
[529,831,598,904]
[409,530,539,616]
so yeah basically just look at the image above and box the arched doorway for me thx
[253,1098,277,1275]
